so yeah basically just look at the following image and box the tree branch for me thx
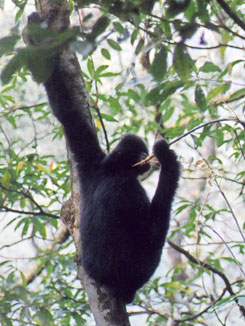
[215,0,245,31]
[0,102,47,118]
[0,206,59,219]
[134,118,244,167]
[169,118,244,146]
[35,0,131,324]
[168,240,245,317]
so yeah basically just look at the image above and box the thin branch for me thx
[133,118,243,167]
[0,185,41,209]
[204,223,245,277]
[0,185,59,219]
[93,64,110,153]
[214,94,245,107]
[168,240,245,317]
[0,236,32,251]
[215,0,245,31]
[234,128,245,160]
[169,118,244,146]
[213,178,245,243]
[175,286,227,324]
[0,206,59,219]
[148,13,245,40]
[201,157,245,243]
[130,281,244,323]
[0,102,47,118]
[137,23,245,50]
[93,103,110,153]
[168,41,244,51]
[182,175,244,186]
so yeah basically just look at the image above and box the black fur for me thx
[44,55,180,303]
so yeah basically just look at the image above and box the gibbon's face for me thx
[115,135,150,174]
[102,134,150,175]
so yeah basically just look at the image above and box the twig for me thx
[0,206,59,219]
[169,118,242,146]
[204,223,245,277]
[215,0,245,31]
[168,240,245,317]
[0,185,59,219]
[94,78,110,153]
[234,128,245,160]
[133,118,242,166]
[93,102,110,153]
[213,178,245,243]
[148,13,245,40]
[0,102,47,118]
[0,236,32,251]
[213,94,245,107]
[202,156,245,243]
[175,286,227,324]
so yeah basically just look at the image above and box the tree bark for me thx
[35,0,130,325]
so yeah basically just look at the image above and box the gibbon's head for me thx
[103,134,150,175]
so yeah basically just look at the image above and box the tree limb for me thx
[168,240,245,317]
[35,0,131,324]
[215,0,245,31]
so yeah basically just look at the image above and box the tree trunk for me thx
[36,0,131,324]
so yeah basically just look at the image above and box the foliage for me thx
[0,0,245,325]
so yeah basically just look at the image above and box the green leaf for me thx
[1,50,26,84]
[160,80,185,101]
[179,23,198,40]
[34,218,46,238]
[197,0,209,22]
[173,44,194,80]
[87,58,94,77]
[207,83,230,101]
[161,106,174,123]
[195,85,207,111]
[200,62,221,73]
[107,39,122,51]
[145,86,161,106]
[229,88,245,100]
[100,72,120,78]
[2,171,11,188]
[216,129,224,147]
[35,308,54,326]
[94,65,108,78]
[0,315,13,326]
[21,218,30,237]
[101,48,111,59]
[27,53,54,83]
[72,312,84,325]
[0,35,20,57]
[88,16,109,40]
[135,38,144,55]
[113,21,125,34]
[20,271,27,287]
[131,29,138,45]
[100,113,118,122]
[166,0,191,17]
[150,46,168,82]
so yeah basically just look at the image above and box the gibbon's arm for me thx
[150,139,180,248]
[23,12,104,179]
[44,54,105,180]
